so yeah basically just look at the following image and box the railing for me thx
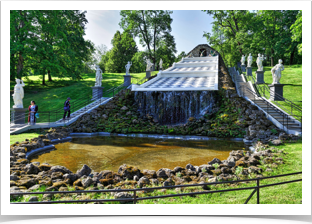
[246,72,302,123]
[239,85,302,131]
[10,171,302,204]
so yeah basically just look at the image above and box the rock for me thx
[142,169,157,179]
[150,178,159,186]
[186,163,195,171]
[63,173,78,183]
[173,166,184,173]
[50,165,72,174]
[120,106,128,111]
[23,163,40,174]
[28,196,39,202]
[114,192,133,200]
[248,166,263,174]
[156,168,169,178]
[163,178,175,187]
[133,175,139,181]
[138,176,150,188]
[271,139,282,146]
[223,160,235,168]
[38,164,52,171]
[10,175,19,181]
[17,178,37,188]
[208,158,222,165]
[81,177,93,188]
[97,183,104,189]
[43,194,53,200]
[117,164,141,180]
[207,177,217,183]
[51,172,64,180]
[76,164,92,177]
[29,184,41,191]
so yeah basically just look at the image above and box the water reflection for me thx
[30,136,245,173]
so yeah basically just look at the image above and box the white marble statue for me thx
[95,65,103,87]
[146,59,153,71]
[256,53,263,71]
[247,53,252,67]
[159,59,163,69]
[125,61,132,76]
[12,78,25,108]
[271,59,284,84]
[241,55,246,66]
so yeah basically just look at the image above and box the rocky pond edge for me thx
[10,126,296,201]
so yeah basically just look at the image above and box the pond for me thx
[30,136,246,173]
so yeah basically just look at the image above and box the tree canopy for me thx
[119,10,177,67]
[203,10,302,67]
[10,10,94,84]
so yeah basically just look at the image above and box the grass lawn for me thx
[249,64,302,119]
[10,71,158,113]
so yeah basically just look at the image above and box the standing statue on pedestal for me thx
[159,59,163,70]
[125,61,132,76]
[95,65,102,87]
[146,59,153,71]
[271,59,284,84]
[256,53,263,71]
[12,78,25,108]
[241,55,246,66]
[247,53,253,67]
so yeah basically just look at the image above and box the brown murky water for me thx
[30,136,245,173]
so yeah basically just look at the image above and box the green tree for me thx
[119,10,177,67]
[105,31,138,73]
[290,10,302,56]
[175,51,187,63]
[10,10,94,84]
[131,51,147,73]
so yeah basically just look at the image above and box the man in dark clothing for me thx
[63,97,71,120]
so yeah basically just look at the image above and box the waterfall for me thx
[134,91,218,125]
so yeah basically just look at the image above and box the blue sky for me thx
[84,10,214,55]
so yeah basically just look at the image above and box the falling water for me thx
[134,91,219,125]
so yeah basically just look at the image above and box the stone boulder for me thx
[49,165,72,174]
[208,158,222,165]
[138,176,150,188]
[81,177,93,188]
[117,164,141,180]
[76,164,92,177]
[142,169,157,179]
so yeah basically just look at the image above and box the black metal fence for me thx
[10,171,302,204]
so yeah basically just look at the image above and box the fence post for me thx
[257,179,260,204]
[133,190,137,204]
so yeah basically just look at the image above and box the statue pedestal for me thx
[247,67,252,76]
[241,65,246,72]
[256,71,265,84]
[11,108,28,124]
[123,75,132,87]
[91,86,104,101]
[268,84,285,101]
[146,71,151,79]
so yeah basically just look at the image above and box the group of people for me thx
[26,97,71,125]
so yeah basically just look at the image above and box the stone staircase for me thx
[231,68,302,135]
[10,97,112,134]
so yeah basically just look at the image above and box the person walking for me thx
[63,97,71,121]
[28,101,38,125]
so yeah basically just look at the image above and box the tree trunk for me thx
[289,44,298,65]
[42,72,46,85]
[16,53,24,79]
[48,70,52,81]
[270,48,274,66]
